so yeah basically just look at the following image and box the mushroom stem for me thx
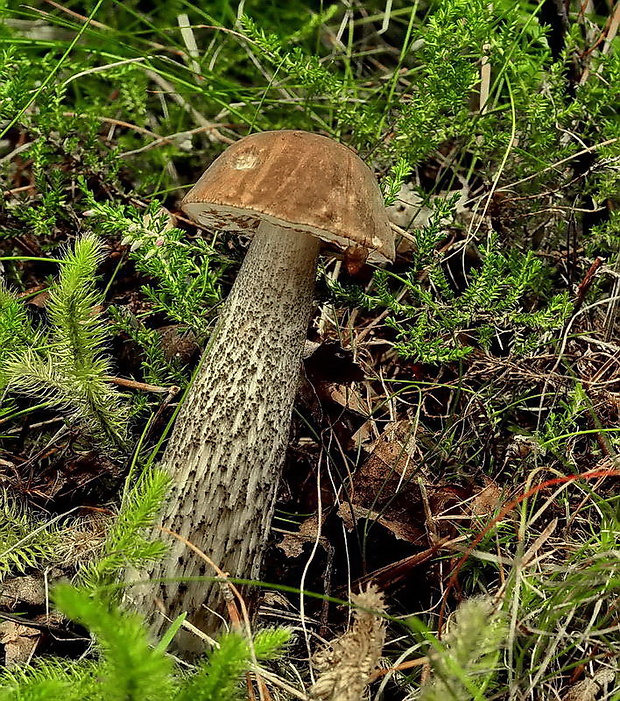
[132,220,320,654]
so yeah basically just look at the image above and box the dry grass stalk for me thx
[309,584,386,701]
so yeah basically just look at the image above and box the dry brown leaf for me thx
[339,421,427,543]
[0,620,40,667]
[277,513,329,559]
[350,421,375,451]
[329,385,369,416]
[469,478,503,517]
[337,502,422,544]
[341,421,468,547]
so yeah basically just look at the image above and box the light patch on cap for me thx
[232,152,259,170]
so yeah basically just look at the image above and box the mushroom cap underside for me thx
[181,130,395,263]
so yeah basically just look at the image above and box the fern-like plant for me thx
[0,491,59,581]
[418,596,506,700]
[79,465,170,591]
[2,234,130,449]
[0,583,291,701]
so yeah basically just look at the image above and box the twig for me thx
[0,141,34,166]
[496,137,620,192]
[369,655,429,681]
[0,611,85,639]
[119,125,229,158]
[62,112,164,140]
[105,376,179,395]
[61,57,148,88]
[573,256,603,313]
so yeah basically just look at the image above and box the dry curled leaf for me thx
[339,421,427,544]
[469,478,503,517]
[562,668,617,701]
[0,620,40,667]
[277,513,328,559]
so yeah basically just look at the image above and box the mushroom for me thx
[131,130,395,654]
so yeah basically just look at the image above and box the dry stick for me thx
[495,137,620,193]
[353,536,463,589]
[0,611,84,639]
[578,0,620,83]
[0,141,34,166]
[60,57,147,88]
[105,376,178,395]
[120,125,224,157]
[246,668,308,701]
[573,256,603,314]
[601,1,620,55]
[369,655,429,682]
[41,0,109,30]
[62,112,165,140]
[3,185,36,196]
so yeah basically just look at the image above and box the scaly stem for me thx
[130,221,320,655]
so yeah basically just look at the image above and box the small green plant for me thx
[109,306,191,387]
[2,235,130,450]
[534,382,588,450]
[417,596,507,700]
[0,286,38,385]
[507,511,620,697]
[0,492,60,580]
[79,464,170,591]
[0,583,291,701]
[332,226,571,363]
[81,189,226,339]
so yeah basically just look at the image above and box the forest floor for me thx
[0,1,619,699]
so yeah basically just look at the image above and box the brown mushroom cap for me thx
[181,130,395,263]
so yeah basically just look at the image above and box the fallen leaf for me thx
[329,385,369,416]
[337,502,422,543]
[278,513,329,559]
[340,421,466,545]
[469,478,503,517]
[0,620,40,667]
[562,668,616,701]
[339,421,425,544]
